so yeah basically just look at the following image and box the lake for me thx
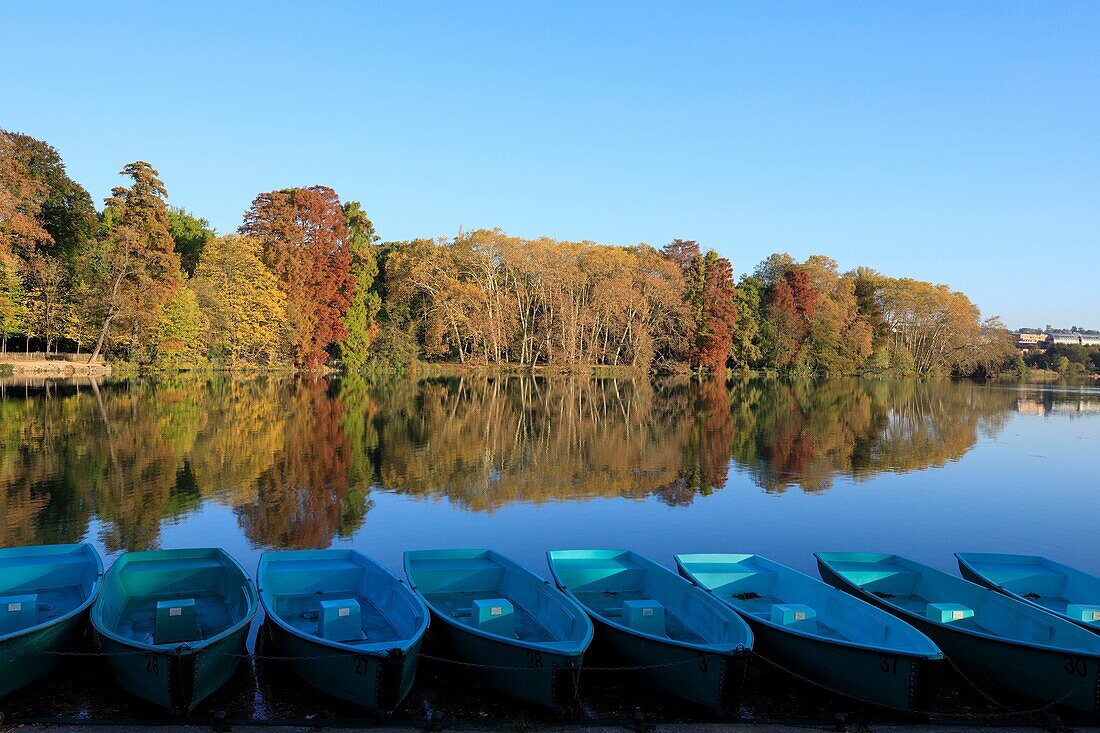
[2,374,1100,719]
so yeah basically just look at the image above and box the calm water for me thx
[4,374,1099,580]
[4,374,1100,720]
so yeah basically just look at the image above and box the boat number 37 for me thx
[1064,655,1090,677]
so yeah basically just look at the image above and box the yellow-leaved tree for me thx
[191,235,289,367]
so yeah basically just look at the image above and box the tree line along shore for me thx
[1,129,1019,379]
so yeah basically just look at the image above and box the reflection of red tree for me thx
[235,380,354,549]
[698,378,733,489]
[655,378,734,506]
[765,419,817,486]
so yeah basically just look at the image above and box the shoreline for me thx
[0,356,111,378]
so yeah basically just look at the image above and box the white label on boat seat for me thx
[951,610,964,620]
[795,611,807,621]
[170,607,182,617]
[1093,611,1100,621]
[491,606,503,616]
[642,607,654,616]
[7,603,20,612]
[339,607,350,617]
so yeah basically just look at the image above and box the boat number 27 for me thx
[878,654,898,674]
[1064,655,1090,677]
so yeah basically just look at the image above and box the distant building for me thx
[1014,329,1100,349]
[1016,332,1049,348]
[1049,330,1100,346]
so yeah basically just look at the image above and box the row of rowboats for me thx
[3,545,1100,717]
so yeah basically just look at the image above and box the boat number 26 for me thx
[1064,655,1090,677]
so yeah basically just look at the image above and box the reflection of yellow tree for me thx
[0,375,1023,550]
[0,376,376,551]
[188,378,287,505]
[0,382,95,546]
[374,376,725,509]
[729,379,1018,493]
[85,379,205,551]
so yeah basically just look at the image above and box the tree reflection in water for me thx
[0,375,1032,551]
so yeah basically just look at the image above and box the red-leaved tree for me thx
[768,267,820,368]
[240,186,354,369]
[697,252,737,375]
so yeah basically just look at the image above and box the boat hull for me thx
[97,623,248,715]
[0,609,87,699]
[819,560,1100,713]
[745,618,939,712]
[265,620,421,715]
[590,616,746,714]
[424,610,583,711]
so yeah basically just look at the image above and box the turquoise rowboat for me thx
[675,553,942,712]
[91,548,257,715]
[404,549,592,710]
[817,552,1100,713]
[957,553,1100,632]
[258,549,429,716]
[547,550,753,715]
[0,543,103,699]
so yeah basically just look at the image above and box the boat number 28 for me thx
[1064,655,1090,677]
[145,653,160,676]
[878,654,898,674]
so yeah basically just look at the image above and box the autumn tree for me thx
[84,162,182,361]
[766,264,820,370]
[876,277,984,376]
[663,240,739,375]
[0,132,99,353]
[0,254,23,352]
[191,235,289,366]
[338,201,381,373]
[0,131,58,258]
[696,251,737,376]
[146,286,208,368]
[240,186,354,369]
[799,256,873,375]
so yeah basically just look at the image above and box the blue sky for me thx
[3,1,1097,328]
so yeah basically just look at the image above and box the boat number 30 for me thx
[1063,655,1090,677]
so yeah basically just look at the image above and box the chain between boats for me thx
[15,644,1097,723]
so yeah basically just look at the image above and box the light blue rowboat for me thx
[675,553,942,712]
[547,549,753,715]
[258,549,429,716]
[957,553,1100,632]
[0,543,103,699]
[91,548,257,715]
[817,552,1100,713]
[404,549,592,711]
